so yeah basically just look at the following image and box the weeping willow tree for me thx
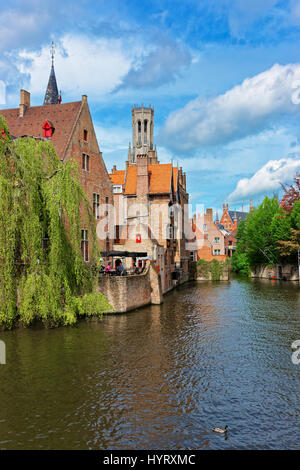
[0,116,111,329]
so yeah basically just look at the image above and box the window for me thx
[113,185,122,193]
[93,193,100,219]
[144,120,147,132]
[166,225,173,240]
[115,225,120,244]
[105,196,109,217]
[81,230,88,261]
[190,251,196,261]
[83,129,88,141]
[203,224,207,232]
[138,121,141,133]
[214,249,221,255]
[214,237,220,243]
[82,153,89,171]
[106,234,110,252]
[42,120,54,138]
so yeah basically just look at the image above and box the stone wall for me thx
[251,264,299,281]
[97,261,163,313]
[195,265,229,281]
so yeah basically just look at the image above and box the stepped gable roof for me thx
[0,101,81,159]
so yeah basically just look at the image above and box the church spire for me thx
[43,42,59,105]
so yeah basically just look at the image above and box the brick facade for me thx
[0,91,114,257]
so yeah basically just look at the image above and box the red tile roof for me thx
[0,101,82,159]
[109,170,125,185]
[124,163,173,195]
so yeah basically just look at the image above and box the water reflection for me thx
[0,279,299,449]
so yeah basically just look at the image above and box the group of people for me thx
[103,259,126,276]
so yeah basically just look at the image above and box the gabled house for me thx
[0,60,113,258]
[190,209,227,262]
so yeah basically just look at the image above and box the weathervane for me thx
[50,41,56,65]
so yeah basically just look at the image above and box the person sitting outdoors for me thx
[105,263,112,274]
[115,259,125,276]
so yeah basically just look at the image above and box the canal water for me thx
[0,278,299,450]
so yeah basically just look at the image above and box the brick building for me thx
[190,209,227,262]
[219,203,249,231]
[0,59,113,258]
[219,202,252,258]
[109,105,190,293]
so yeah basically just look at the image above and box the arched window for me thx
[144,120,147,132]
[138,121,141,133]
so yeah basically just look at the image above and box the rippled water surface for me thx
[0,278,299,449]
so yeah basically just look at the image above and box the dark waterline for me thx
[0,278,299,450]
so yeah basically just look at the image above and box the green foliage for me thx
[232,251,251,276]
[0,116,112,329]
[232,195,299,272]
[291,200,300,230]
[197,258,226,280]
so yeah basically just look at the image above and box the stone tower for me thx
[128,104,154,164]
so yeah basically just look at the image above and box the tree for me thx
[232,197,293,272]
[277,200,300,256]
[280,174,300,213]
[0,116,111,329]
[243,197,284,266]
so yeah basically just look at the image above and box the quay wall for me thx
[97,261,163,313]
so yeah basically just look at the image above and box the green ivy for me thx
[0,116,112,329]
[196,258,226,281]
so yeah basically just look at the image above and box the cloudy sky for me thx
[1,0,300,215]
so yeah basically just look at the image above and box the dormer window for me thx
[42,120,55,138]
[83,129,88,141]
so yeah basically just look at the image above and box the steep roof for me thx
[109,170,125,185]
[44,64,59,105]
[228,210,248,224]
[124,163,173,195]
[0,101,82,159]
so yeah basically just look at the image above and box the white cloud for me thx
[15,34,141,101]
[94,124,130,154]
[116,41,192,90]
[228,156,300,202]
[160,63,300,152]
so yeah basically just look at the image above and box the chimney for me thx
[206,208,213,222]
[136,154,149,197]
[111,165,117,174]
[250,200,253,212]
[19,89,30,117]
[82,95,87,104]
[223,203,225,210]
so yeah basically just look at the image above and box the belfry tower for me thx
[44,42,60,105]
[128,104,155,164]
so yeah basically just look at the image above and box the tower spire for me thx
[43,42,59,105]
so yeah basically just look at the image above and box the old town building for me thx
[219,203,249,231]
[190,209,227,262]
[0,59,113,258]
[109,105,190,293]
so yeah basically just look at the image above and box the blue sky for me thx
[1,0,300,216]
